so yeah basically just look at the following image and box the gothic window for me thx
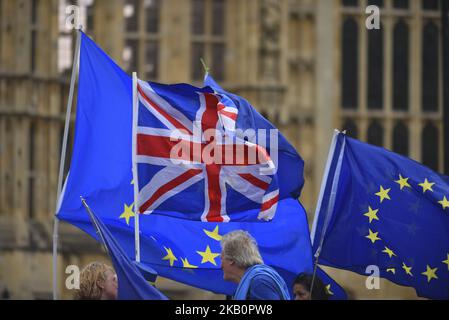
[367,121,384,147]
[192,0,205,35]
[422,123,439,171]
[393,20,409,111]
[393,0,409,9]
[145,40,158,79]
[422,21,439,112]
[368,0,383,7]
[191,42,205,81]
[123,0,160,79]
[393,122,409,156]
[339,0,443,174]
[341,18,358,109]
[125,0,139,33]
[342,119,358,139]
[342,0,358,6]
[57,0,95,75]
[212,0,225,36]
[367,25,383,110]
[146,0,159,33]
[123,39,138,74]
[30,0,38,73]
[422,0,439,11]
[191,0,226,81]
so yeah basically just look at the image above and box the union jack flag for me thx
[134,79,281,222]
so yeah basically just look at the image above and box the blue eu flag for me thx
[57,32,314,297]
[311,131,449,299]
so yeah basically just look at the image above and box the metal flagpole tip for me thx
[200,58,210,75]
[80,196,89,210]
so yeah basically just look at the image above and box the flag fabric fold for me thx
[204,74,305,201]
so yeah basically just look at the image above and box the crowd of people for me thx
[75,230,329,301]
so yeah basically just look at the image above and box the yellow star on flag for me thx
[438,196,449,210]
[366,229,381,243]
[375,186,391,203]
[180,257,198,269]
[363,206,379,223]
[382,246,397,258]
[418,178,435,193]
[443,254,449,270]
[386,268,396,274]
[162,247,178,267]
[395,174,411,190]
[325,285,333,295]
[204,225,222,241]
[402,263,413,276]
[196,245,220,266]
[119,203,135,225]
[421,265,438,282]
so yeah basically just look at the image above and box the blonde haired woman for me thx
[75,262,118,300]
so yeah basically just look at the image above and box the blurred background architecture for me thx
[0,0,445,299]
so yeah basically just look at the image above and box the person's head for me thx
[293,273,329,300]
[220,230,263,283]
[75,262,118,300]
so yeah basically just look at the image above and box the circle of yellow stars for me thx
[363,174,449,284]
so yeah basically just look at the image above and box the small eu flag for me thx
[82,198,168,300]
[311,131,449,299]
[316,267,348,300]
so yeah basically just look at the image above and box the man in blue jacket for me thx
[220,230,290,300]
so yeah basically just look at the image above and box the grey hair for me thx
[220,230,263,269]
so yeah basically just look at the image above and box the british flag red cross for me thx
[134,80,279,222]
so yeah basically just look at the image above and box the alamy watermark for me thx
[65,265,80,290]
[365,265,381,290]
[165,127,279,176]
[366,5,381,30]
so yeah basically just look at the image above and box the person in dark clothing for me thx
[293,272,329,300]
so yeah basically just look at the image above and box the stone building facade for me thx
[0,0,444,299]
